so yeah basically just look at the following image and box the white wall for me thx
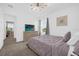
[49,6,79,36]
[0,8,5,49]
[14,17,23,42]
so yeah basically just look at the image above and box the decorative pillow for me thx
[67,32,79,45]
[73,40,79,56]
[63,32,71,42]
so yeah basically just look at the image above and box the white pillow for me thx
[67,33,79,46]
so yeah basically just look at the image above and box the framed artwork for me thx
[56,15,68,26]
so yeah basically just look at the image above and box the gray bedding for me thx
[27,35,69,56]
[73,40,79,55]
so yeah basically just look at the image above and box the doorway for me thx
[4,21,16,46]
[6,21,14,38]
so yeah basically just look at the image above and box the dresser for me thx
[23,31,38,41]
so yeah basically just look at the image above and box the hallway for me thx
[4,31,16,46]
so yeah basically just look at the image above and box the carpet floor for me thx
[0,42,37,56]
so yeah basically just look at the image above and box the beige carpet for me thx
[0,42,37,56]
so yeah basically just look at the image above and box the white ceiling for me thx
[0,3,79,18]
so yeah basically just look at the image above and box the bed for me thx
[27,32,71,56]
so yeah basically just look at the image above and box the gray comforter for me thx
[27,35,69,56]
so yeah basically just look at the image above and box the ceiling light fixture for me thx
[8,4,13,8]
[30,3,47,12]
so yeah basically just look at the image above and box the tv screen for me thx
[25,24,34,31]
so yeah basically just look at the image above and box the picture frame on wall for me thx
[56,15,68,26]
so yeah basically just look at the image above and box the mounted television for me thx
[25,24,35,31]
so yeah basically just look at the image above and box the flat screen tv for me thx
[25,24,34,31]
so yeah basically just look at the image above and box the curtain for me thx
[46,18,50,35]
[38,20,41,36]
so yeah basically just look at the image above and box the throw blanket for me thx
[52,40,69,56]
